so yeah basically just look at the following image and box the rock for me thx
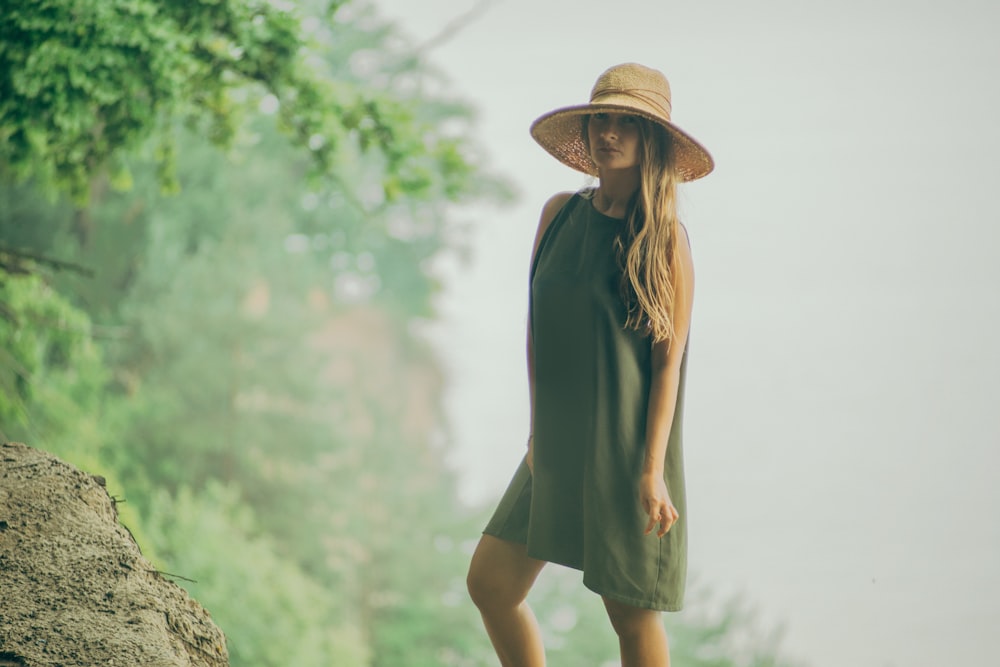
[0,442,228,666]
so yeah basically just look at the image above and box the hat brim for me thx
[530,104,714,182]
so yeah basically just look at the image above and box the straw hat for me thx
[530,63,714,181]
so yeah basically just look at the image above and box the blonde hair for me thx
[609,118,683,343]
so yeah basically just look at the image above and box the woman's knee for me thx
[466,562,511,610]
[466,535,541,611]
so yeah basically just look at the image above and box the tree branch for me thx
[414,0,501,54]
[0,245,95,278]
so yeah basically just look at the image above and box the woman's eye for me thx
[593,112,608,120]
[622,116,637,124]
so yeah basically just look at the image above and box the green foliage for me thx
[0,273,104,438]
[0,0,472,203]
[1,83,500,664]
[143,482,369,667]
[2,0,293,199]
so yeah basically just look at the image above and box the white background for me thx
[368,1,1000,665]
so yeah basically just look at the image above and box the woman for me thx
[466,63,714,667]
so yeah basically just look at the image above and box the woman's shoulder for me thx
[531,191,577,261]
[541,190,577,219]
[536,190,576,230]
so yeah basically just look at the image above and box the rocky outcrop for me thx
[0,442,228,666]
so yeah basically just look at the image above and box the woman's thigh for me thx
[467,535,546,608]
[602,596,664,636]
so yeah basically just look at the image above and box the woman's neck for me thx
[593,169,639,219]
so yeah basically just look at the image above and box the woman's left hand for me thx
[639,472,679,538]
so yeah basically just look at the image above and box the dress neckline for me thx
[579,188,626,222]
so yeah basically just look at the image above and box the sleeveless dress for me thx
[483,190,689,611]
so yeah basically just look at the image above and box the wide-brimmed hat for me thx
[530,63,714,181]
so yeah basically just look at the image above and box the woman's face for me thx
[587,112,641,172]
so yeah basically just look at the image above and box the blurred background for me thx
[1,1,997,666]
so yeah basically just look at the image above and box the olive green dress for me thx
[483,190,689,611]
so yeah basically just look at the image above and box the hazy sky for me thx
[368,1,999,665]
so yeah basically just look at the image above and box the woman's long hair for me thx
[613,118,683,343]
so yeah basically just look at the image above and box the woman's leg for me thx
[602,597,670,667]
[467,535,547,667]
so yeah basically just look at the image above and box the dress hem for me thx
[582,578,683,613]
[480,530,683,612]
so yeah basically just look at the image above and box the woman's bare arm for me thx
[639,223,695,536]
